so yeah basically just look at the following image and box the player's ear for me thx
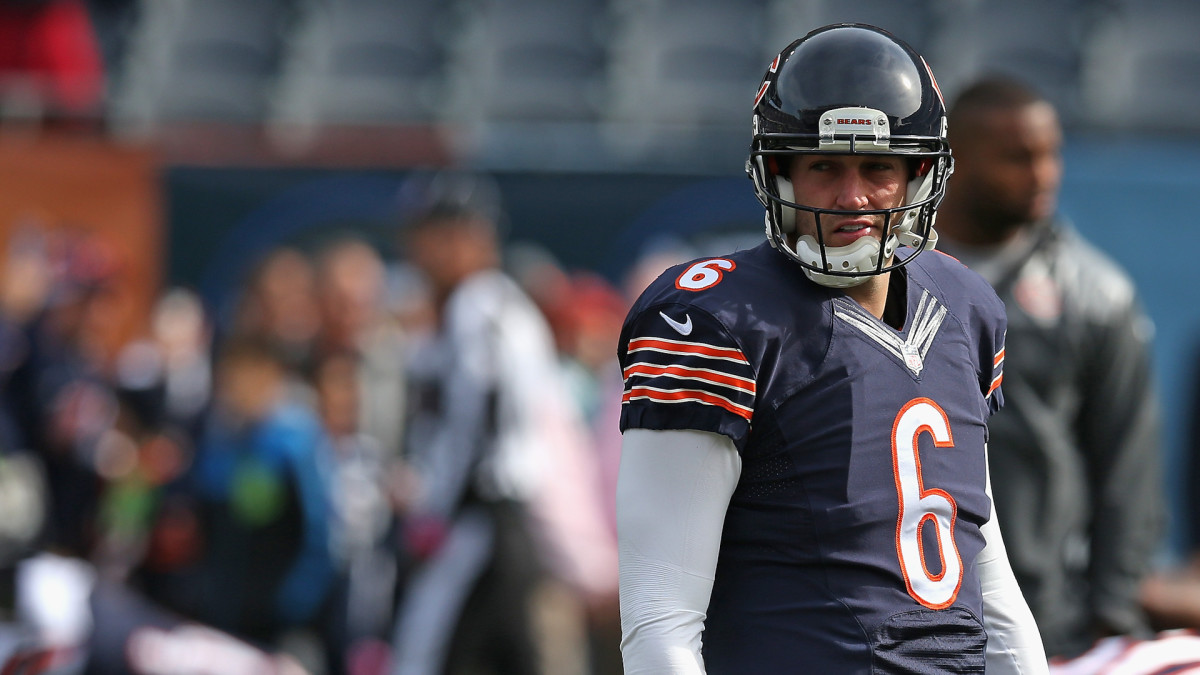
[767,156,782,177]
[910,158,934,178]
[768,155,803,180]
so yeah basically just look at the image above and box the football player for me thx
[616,24,1049,673]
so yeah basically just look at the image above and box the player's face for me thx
[787,154,908,248]
[954,101,1062,231]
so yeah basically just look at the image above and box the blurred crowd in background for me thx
[0,175,698,674]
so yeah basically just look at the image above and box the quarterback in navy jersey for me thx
[615,24,1048,674]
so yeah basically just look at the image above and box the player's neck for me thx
[843,271,893,322]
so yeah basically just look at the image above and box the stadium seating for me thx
[103,0,1195,158]
[927,0,1094,125]
[270,0,453,125]
[443,0,610,125]
[109,0,290,128]
[1080,0,1200,132]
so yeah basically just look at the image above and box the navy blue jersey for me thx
[618,242,1007,674]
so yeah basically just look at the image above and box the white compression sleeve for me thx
[978,446,1050,674]
[617,428,742,675]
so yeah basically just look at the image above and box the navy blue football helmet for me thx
[747,23,953,288]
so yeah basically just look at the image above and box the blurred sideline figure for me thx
[389,171,615,675]
[935,76,1164,659]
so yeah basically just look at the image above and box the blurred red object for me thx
[0,0,104,116]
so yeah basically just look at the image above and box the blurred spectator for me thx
[314,237,387,357]
[2,225,122,559]
[935,75,1163,658]
[0,0,105,122]
[0,225,49,456]
[505,242,575,356]
[0,223,126,671]
[147,287,213,434]
[560,274,627,418]
[91,389,192,580]
[144,334,336,661]
[231,246,322,383]
[111,287,212,439]
[89,286,211,624]
[314,236,408,459]
[312,349,397,671]
[0,222,57,326]
[551,273,627,675]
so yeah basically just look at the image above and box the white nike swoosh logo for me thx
[659,311,693,336]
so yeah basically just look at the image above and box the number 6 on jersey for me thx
[675,258,735,291]
[892,398,963,610]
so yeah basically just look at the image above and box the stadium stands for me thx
[270,0,454,126]
[101,0,1199,164]
[1080,0,1200,133]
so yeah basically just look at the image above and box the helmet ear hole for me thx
[915,158,934,177]
[767,156,781,176]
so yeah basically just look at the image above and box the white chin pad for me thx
[795,235,880,273]
[794,235,892,289]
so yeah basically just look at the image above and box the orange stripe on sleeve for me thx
[627,337,749,363]
[622,386,753,420]
[622,363,756,394]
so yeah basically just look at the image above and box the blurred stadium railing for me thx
[0,0,1181,171]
